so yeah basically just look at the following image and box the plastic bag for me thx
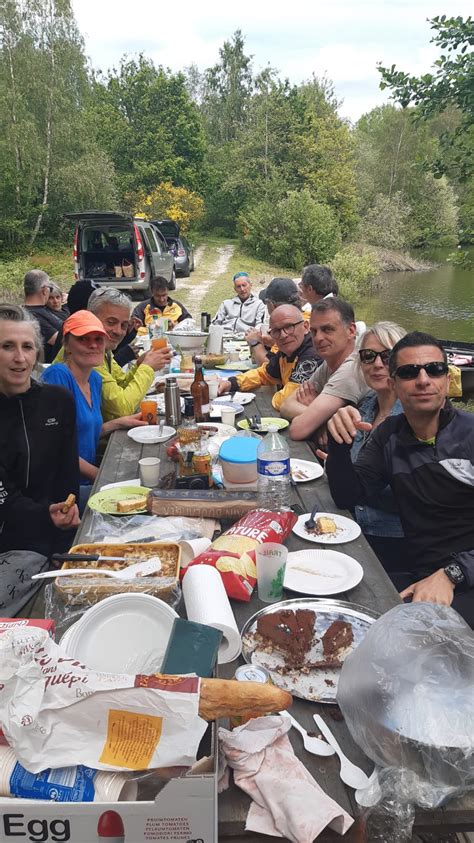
[337,602,474,822]
[81,511,216,543]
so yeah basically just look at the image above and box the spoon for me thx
[313,715,372,790]
[158,419,165,436]
[32,556,162,581]
[279,710,335,756]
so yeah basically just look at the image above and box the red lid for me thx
[97,810,124,838]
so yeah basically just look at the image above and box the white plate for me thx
[293,512,361,544]
[210,401,244,419]
[65,593,178,674]
[127,426,176,444]
[284,549,363,595]
[197,422,236,437]
[213,392,255,406]
[290,458,324,483]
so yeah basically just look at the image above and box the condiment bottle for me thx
[176,397,201,448]
[191,355,210,422]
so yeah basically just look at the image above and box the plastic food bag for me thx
[186,509,297,601]
[82,511,216,543]
[337,603,474,818]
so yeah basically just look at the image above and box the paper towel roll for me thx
[182,565,242,664]
[207,324,224,354]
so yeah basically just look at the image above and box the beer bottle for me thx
[191,355,210,422]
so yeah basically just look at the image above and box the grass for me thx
[0,248,72,302]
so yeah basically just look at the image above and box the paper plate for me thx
[65,593,178,674]
[290,458,324,483]
[197,422,236,437]
[292,512,361,544]
[216,361,256,372]
[237,417,289,433]
[210,401,244,419]
[213,392,255,406]
[87,486,150,515]
[127,425,175,444]
[284,549,363,595]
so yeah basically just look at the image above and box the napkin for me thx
[219,716,353,842]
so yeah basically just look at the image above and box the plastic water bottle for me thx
[257,425,291,511]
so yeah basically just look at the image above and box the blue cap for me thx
[219,437,259,464]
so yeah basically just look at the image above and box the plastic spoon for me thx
[313,715,372,789]
[279,710,335,756]
[32,556,162,581]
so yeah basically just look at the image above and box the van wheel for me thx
[168,268,176,291]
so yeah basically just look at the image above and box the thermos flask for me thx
[164,377,182,427]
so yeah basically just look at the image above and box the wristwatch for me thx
[443,562,465,586]
[249,340,262,348]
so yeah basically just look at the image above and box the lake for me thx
[357,247,474,343]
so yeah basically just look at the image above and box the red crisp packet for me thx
[184,509,297,601]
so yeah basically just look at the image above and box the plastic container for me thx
[257,425,291,510]
[219,437,259,484]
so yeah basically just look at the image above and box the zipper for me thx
[19,398,31,488]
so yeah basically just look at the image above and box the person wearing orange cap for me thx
[42,311,146,510]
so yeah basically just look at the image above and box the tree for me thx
[134,182,204,231]
[358,192,412,250]
[201,30,253,144]
[378,16,474,180]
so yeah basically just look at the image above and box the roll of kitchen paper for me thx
[182,564,242,664]
[207,324,224,354]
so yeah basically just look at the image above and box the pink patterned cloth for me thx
[219,715,353,842]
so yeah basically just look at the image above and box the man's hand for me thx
[49,502,80,530]
[245,327,261,345]
[327,406,372,445]
[218,379,231,395]
[314,424,328,448]
[400,569,455,606]
[141,347,173,371]
[295,381,317,407]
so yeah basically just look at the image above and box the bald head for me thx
[269,304,307,355]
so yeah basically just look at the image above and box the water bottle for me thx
[257,425,291,511]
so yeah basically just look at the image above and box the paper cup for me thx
[256,543,288,603]
[94,771,138,802]
[220,407,236,426]
[179,537,213,570]
[208,379,219,400]
[139,457,160,487]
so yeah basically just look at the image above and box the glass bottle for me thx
[191,355,210,422]
[176,397,201,448]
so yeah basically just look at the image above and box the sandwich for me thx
[116,496,147,514]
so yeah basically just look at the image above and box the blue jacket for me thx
[326,402,474,586]
[351,392,404,538]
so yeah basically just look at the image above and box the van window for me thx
[144,226,159,253]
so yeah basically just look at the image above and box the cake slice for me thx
[256,608,315,668]
[315,516,337,535]
[322,620,353,657]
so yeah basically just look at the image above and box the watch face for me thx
[445,563,465,585]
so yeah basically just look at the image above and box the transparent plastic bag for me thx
[81,511,215,543]
[337,602,474,820]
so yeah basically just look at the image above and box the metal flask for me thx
[164,377,182,427]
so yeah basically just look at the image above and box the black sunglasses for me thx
[359,348,391,365]
[393,361,449,380]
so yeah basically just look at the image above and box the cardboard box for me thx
[0,733,217,843]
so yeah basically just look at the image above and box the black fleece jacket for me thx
[326,402,474,586]
[0,380,79,556]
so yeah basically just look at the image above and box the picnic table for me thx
[23,385,473,840]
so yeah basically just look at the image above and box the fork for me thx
[279,710,335,756]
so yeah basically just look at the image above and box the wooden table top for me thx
[24,385,473,838]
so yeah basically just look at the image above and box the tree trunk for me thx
[389,120,405,199]
[5,38,22,212]
[29,1,55,248]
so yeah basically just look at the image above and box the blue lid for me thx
[219,437,259,464]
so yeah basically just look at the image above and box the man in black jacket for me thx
[324,331,474,626]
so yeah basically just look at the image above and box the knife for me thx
[51,553,142,564]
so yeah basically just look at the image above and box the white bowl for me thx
[165,331,207,352]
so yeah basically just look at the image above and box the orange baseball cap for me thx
[63,310,108,338]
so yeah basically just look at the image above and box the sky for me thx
[72,0,472,123]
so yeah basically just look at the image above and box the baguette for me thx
[198,677,292,720]
[61,494,76,514]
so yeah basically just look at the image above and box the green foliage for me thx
[446,249,473,268]
[358,192,411,250]
[0,247,72,300]
[329,246,380,302]
[135,182,204,231]
[239,190,341,270]
[409,174,458,246]
[378,16,474,180]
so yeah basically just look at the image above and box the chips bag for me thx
[184,509,297,601]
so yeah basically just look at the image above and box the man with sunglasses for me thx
[324,331,474,625]
[217,304,320,411]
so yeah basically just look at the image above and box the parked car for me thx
[65,211,177,297]
[152,219,195,277]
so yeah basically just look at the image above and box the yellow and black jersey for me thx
[132,297,191,327]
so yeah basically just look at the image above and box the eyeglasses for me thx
[359,348,391,366]
[268,320,304,339]
[393,361,449,380]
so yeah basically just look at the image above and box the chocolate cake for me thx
[322,620,353,657]
[256,608,315,667]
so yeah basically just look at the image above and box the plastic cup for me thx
[179,537,213,570]
[139,457,161,487]
[140,400,157,425]
[220,407,236,426]
[151,337,167,351]
[256,543,288,603]
[208,379,219,400]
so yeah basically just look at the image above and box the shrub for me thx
[329,245,380,301]
[134,182,204,231]
[358,192,411,251]
[239,190,341,269]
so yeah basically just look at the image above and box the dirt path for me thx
[179,243,235,315]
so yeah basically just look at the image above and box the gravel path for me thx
[180,243,235,316]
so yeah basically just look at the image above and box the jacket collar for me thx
[0,380,40,404]
[279,331,314,363]
[398,400,455,446]
[232,294,255,306]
